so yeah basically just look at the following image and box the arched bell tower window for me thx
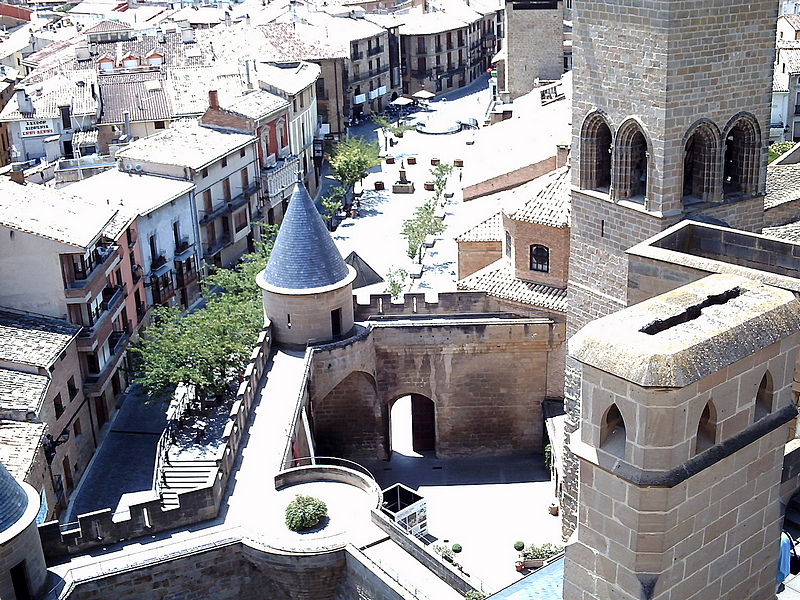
[529,245,549,272]
[755,371,773,421]
[695,400,717,454]
[580,112,612,192]
[599,403,626,459]
[723,115,760,196]
[682,121,720,205]
[613,120,649,202]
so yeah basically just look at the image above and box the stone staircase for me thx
[160,460,218,508]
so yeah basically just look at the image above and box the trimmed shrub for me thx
[285,495,327,531]
[452,543,462,554]
[514,540,525,552]
[521,542,562,560]
[464,592,486,600]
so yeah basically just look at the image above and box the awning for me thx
[412,90,435,100]
[391,96,414,106]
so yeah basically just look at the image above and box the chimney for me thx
[15,89,33,114]
[209,90,219,109]
[123,110,131,139]
[556,143,570,168]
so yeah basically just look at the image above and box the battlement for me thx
[353,291,492,320]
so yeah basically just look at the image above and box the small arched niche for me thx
[683,121,719,205]
[695,400,717,454]
[580,112,612,193]
[599,403,626,459]
[755,371,773,422]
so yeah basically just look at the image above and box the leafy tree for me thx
[329,136,382,197]
[768,141,796,164]
[401,198,445,262]
[384,267,408,299]
[133,226,278,405]
[430,163,453,200]
[321,186,346,227]
[372,112,415,149]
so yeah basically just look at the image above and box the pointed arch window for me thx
[614,120,649,202]
[755,371,773,421]
[695,400,717,454]
[723,115,760,196]
[683,122,719,205]
[600,403,626,459]
[580,113,612,192]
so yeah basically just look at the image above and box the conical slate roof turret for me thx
[262,182,350,290]
[0,461,28,534]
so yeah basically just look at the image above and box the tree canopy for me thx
[132,226,277,403]
[329,136,382,196]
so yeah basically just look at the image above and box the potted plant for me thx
[521,543,562,569]
[434,544,455,563]
[514,541,525,571]
[375,180,385,191]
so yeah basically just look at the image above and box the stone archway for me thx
[389,393,436,455]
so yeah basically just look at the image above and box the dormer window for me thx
[122,55,139,69]
[97,57,114,72]
[147,53,163,66]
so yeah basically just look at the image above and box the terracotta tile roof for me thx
[784,13,800,30]
[762,221,800,243]
[0,179,117,248]
[0,309,80,369]
[0,70,98,121]
[457,259,567,312]
[781,46,800,74]
[506,166,570,228]
[257,23,348,61]
[774,69,790,93]
[166,66,247,117]
[115,118,255,170]
[0,369,48,416]
[0,420,46,481]
[766,163,800,209]
[98,70,171,124]
[83,19,133,34]
[455,211,502,242]
[223,89,288,121]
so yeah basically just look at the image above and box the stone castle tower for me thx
[563,274,800,600]
[562,0,778,537]
[256,182,356,348]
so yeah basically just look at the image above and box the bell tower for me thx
[562,0,778,539]
[564,274,800,600]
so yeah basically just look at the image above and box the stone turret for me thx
[0,462,47,599]
[564,274,800,600]
[256,182,356,348]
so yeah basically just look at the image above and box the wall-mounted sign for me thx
[21,120,55,137]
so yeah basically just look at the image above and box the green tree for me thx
[372,112,415,150]
[384,267,408,299]
[133,227,278,405]
[401,198,445,262]
[320,186,346,228]
[430,163,453,201]
[329,136,382,197]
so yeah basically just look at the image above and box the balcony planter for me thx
[375,180,385,190]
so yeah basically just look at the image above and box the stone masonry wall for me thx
[505,2,563,100]
[456,240,502,279]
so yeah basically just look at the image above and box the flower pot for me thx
[407,156,417,165]
[523,559,544,569]
[386,156,395,164]
[515,561,524,572]
[424,182,435,191]
[431,158,440,165]
[454,158,463,167]
[375,181,385,190]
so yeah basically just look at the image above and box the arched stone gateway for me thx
[313,371,383,460]
[389,393,437,454]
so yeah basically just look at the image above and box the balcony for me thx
[174,237,194,260]
[150,253,168,273]
[435,45,443,53]
[77,285,124,348]
[176,267,199,288]
[204,234,232,258]
[101,285,124,311]
[131,264,143,284]
[262,155,300,198]
[367,44,383,56]
[151,279,176,305]
[411,69,433,79]
[199,182,260,226]
[83,331,130,394]
[63,244,120,298]
[351,51,363,61]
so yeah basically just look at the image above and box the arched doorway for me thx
[390,394,436,455]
